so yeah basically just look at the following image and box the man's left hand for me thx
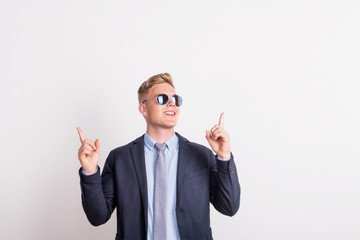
[206,112,231,160]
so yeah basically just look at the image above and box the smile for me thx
[164,111,176,115]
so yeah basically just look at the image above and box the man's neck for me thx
[146,128,175,143]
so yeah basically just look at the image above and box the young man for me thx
[77,73,240,240]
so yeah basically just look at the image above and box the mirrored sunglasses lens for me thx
[173,95,182,107]
[157,94,168,105]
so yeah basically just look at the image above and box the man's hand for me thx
[205,112,231,160]
[76,127,100,174]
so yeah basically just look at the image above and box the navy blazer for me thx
[79,133,240,240]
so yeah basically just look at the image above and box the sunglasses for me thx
[142,94,183,107]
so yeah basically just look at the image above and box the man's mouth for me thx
[164,111,176,116]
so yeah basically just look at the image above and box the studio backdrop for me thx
[1,0,359,239]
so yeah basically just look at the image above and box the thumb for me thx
[94,138,100,154]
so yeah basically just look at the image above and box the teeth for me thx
[165,112,175,115]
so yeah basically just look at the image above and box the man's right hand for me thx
[76,127,100,174]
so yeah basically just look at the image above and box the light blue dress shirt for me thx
[144,132,180,240]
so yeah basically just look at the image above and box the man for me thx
[77,73,240,240]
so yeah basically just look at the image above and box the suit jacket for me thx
[79,133,240,240]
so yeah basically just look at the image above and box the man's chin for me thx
[163,123,177,129]
[161,121,178,129]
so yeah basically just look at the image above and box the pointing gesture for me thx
[76,127,100,174]
[205,113,231,160]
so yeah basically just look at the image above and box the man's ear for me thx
[138,103,147,117]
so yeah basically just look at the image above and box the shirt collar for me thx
[144,132,178,151]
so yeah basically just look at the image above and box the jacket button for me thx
[229,164,234,174]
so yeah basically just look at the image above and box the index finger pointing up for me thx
[219,112,225,127]
[76,127,85,143]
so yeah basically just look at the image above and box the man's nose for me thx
[167,96,176,106]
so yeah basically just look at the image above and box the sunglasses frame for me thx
[142,93,183,107]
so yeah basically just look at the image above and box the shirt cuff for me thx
[81,166,99,176]
[216,155,231,161]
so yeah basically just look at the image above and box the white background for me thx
[1,0,359,239]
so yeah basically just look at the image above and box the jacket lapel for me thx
[176,133,191,204]
[130,135,148,232]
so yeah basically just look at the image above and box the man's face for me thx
[139,83,180,131]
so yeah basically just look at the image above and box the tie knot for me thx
[155,143,166,152]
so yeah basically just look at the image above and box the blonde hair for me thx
[137,73,175,102]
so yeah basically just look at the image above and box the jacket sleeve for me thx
[79,150,116,226]
[209,152,241,216]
